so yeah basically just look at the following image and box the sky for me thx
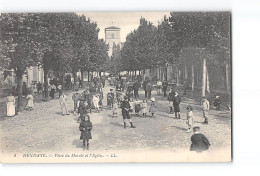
[77,12,170,42]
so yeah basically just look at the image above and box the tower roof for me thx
[105,26,120,30]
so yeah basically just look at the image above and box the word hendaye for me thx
[23,154,47,157]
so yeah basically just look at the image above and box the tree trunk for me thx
[184,64,188,81]
[176,68,179,87]
[80,69,84,87]
[201,58,207,98]
[87,71,90,82]
[226,63,230,94]
[191,63,194,91]
[16,73,23,110]
[72,71,77,90]
[43,68,49,101]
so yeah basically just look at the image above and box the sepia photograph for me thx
[0,11,231,163]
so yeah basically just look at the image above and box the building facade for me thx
[105,26,121,57]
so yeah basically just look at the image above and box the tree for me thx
[0,13,44,109]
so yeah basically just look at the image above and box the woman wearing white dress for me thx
[26,92,34,111]
[6,92,15,117]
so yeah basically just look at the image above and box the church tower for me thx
[105,26,121,57]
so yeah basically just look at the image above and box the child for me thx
[129,98,135,118]
[190,126,210,152]
[79,115,92,150]
[92,94,100,113]
[121,96,136,128]
[134,99,142,117]
[202,97,210,124]
[186,106,194,132]
[26,92,34,111]
[107,89,114,110]
[141,99,148,117]
[112,100,118,118]
[167,88,174,114]
[149,97,156,117]
[72,89,80,115]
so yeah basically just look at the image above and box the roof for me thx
[105,26,120,30]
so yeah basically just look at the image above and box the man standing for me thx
[202,97,210,124]
[142,79,148,98]
[121,96,136,128]
[72,89,81,114]
[162,79,168,97]
[146,81,152,99]
[37,82,42,94]
[133,80,139,99]
[59,92,69,116]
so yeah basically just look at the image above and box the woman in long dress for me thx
[26,92,34,111]
[6,92,15,117]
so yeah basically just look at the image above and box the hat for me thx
[193,126,200,131]
[110,89,113,91]
[151,97,155,101]
[186,106,193,110]
[124,96,128,100]
[75,89,79,91]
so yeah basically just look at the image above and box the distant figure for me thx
[49,84,56,99]
[59,92,69,116]
[37,82,43,94]
[173,92,181,119]
[92,94,100,113]
[6,92,15,117]
[141,99,148,117]
[214,96,221,110]
[167,88,174,114]
[134,99,142,117]
[162,79,168,97]
[79,115,92,150]
[57,84,62,98]
[78,76,82,88]
[112,100,118,118]
[156,80,162,95]
[142,79,148,98]
[26,92,34,111]
[107,89,114,109]
[202,97,210,124]
[186,106,194,133]
[190,126,210,152]
[146,81,152,99]
[133,80,140,99]
[72,89,81,114]
[149,97,156,118]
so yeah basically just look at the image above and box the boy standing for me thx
[190,126,210,152]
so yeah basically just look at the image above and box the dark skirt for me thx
[174,104,180,112]
[80,131,92,140]
[122,111,130,119]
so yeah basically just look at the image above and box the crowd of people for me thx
[5,75,219,153]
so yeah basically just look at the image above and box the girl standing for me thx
[6,92,15,117]
[141,99,148,117]
[149,97,156,117]
[79,115,92,150]
[26,92,34,111]
[186,106,194,133]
